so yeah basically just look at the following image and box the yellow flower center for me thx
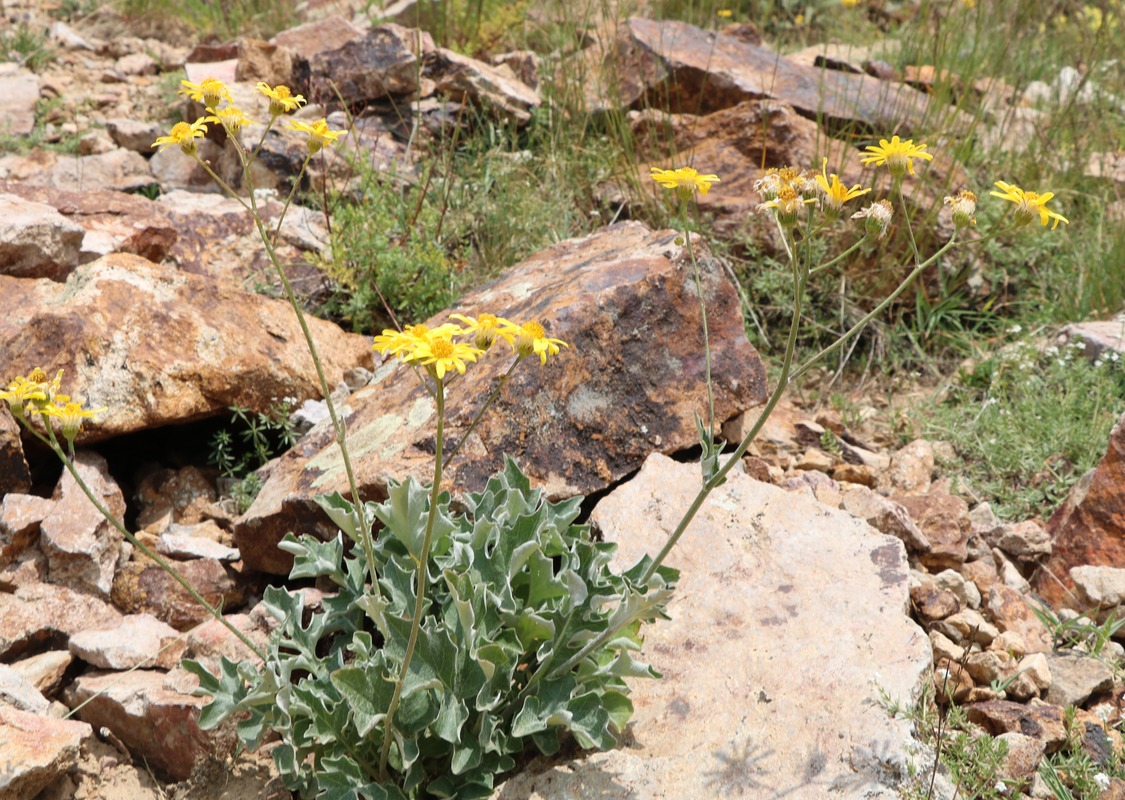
[429,338,455,359]
[521,322,546,340]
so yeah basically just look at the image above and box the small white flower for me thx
[1094,772,1110,791]
[1007,324,1023,335]
[1046,346,1059,357]
[994,780,1008,795]
[1093,703,1114,722]
[1076,341,1087,350]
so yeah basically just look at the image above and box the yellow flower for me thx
[40,399,107,441]
[372,322,465,363]
[0,375,47,419]
[650,166,721,200]
[717,9,733,17]
[285,118,345,154]
[815,158,870,216]
[841,0,860,6]
[943,189,978,228]
[989,181,1069,229]
[411,334,483,380]
[152,118,209,155]
[205,105,252,136]
[179,78,231,108]
[757,186,815,228]
[257,83,306,116]
[514,321,568,365]
[861,135,934,179]
[451,313,517,351]
[851,199,894,239]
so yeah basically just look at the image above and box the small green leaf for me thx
[331,663,395,737]
[313,492,360,541]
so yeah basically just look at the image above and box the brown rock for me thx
[271,15,365,60]
[965,649,1014,685]
[0,252,372,443]
[995,731,1045,789]
[842,485,930,554]
[0,705,92,799]
[235,38,293,86]
[986,585,1052,654]
[896,490,970,570]
[1034,412,1125,608]
[1045,651,1114,708]
[882,439,935,495]
[135,465,217,531]
[984,520,1052,563]
[40,451,126,598]
[111,557,245,631]
[299,24,433,105]
[9,650,73,698]
[966,699,1068,752]
[0,192,85,281]
[429,48,540,124]
[234,222,768,574]
[0,493,53,567]
[0,181,178,266]
[933,658,972,704]
[0,406,31,496]
[961,558,1001,597]
[105,118,164,153]
[64,670,225,782]
[833,462,877,487]
[68,614,186,671]
[0,582,122,661]
[590,18,938,132]
[910,583,959,622]
[0,63,39,136]
[4,147,152,192]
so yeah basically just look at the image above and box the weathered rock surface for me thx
[1034,412,1125,608]
[0,252,372,442]
[1061,313,1125,361]
[842,485,930,553]
[591,18,937,132]
[9,650,73,697]
[967,699,1068,752]
[491,452,930,799]
[298,23,433,104]
[111,557,244,631]
[0,192,86,281]
[69,614,186,671]
[235,221,768,573]
[0,63,39,136]
[429,47,540,123]
[1044,651,1114,708]
[0,407,31,497]
[0,662,51,713]
[0,181,177,266]
[40,451,126,598]
[63,670,222,782]
[0,147,152,192]
[1071,564,1125,608]
[897,489,971,570]
[0,705,91,800]
[0,582,122,660]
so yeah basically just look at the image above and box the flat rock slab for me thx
[0,705,91,800]
[0,63,39,136]
[1061,314,1125,361]
[234,221,768,574]
[493,453,930,799]
[596,18,941,132]
[0,252,372,443]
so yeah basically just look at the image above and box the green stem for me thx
[809,236,867,276]
[441,356,522,469]
[639,235,806,585]
[681,204,715,438]
[378,377,446,781]
[897,181,922,266]
[42,427,266,661]
[788,232,959,384]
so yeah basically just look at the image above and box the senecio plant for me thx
[2,77,1072,799]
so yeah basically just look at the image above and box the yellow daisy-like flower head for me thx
[205,105,252,137]
[757,185,816,228]
[989,181,1069,229]
[257,82,306,117]
[514,321,569,365]
[861,135,934,179]
[411,334,482,380]
[1,375,47,420]
[717,9,733,18]
[851,199,894,239]
[179,77,231,109]
[815,158,870,217]
[152,118,209,156]
[841,0,861,7]
[650,166,721,201]
[285,118,345,154]
[451,313,516,351]
[40,399,107,442]
[943,189,978,228]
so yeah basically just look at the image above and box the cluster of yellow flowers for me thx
[651,134,1069,234]
[0,369,106,443]
[372,314,568,380]
[152,77,345,156]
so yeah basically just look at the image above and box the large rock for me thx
[297,23,434,104]
[234,221,768,573]
[0,252,372,443]
[0,147,152,192]
[0,582,122,660]
[111,557,245,631]
[0,705,91,800]
[0,181,178,266]
[0,406,30,495]
[590,18,939,131]
[0,63,39,136]
[0,192,85,281]
[1034,412,1125,608]
[429,48,540,124]
[492,452,930,799]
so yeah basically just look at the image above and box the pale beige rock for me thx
[994,548,1031,593]
[9,650,73,697]
[491,453,930,800]
[793,447,834,473]
[1045,651,1114,708]
[934,568,981,609]
[0,493,52,566]
[69,614,186,671]
[929,630,965,663]
[991,631,1028,658]
[881,439,935,495]
[11,147,153,192]
[1070,564,1125,608]
[842,485,930,554]
[0,193,85,281]
[965,650,1013,685]
[0,662,51,713]
[430,48,540,124]
[0,63,39,136]
[156,532,239,561]
[933,609,999,647]
[985,521,1052,562]
[40,451,126,598]
[105,117,164,153]
[0,581,122,659]
[0,253,372,443]
[1060,313,1125,362]
[0,705,91,800]
[996,732,1045,789]
[986,585,1052,654]
[1019,653,1052,694]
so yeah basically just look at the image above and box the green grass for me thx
[916,337,1125,520]
[115,0,298,40]
[0,22,55,72]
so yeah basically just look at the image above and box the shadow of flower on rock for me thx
[705,737,774,795]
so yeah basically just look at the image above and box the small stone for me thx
[991,631,1028,658]
[1071,565,1125,608]
[934,609,999,646]
[881,439,935,495]
[965,650,1012,685]
[832,462,876,487]
[793,448,834,473]
[985,521,1052,562]
[929,630,965,663]
[996,731,1045,789]
[970,501,1001,533]
[111,557,245,631]
[69,614,186,670]
[966,699,1068,751]
[896,490,971,570]
[156,532,239,561]
[961,558,1000,597]
[9,650,73,697]
[933,657,973,704]
[841,486,930,553]
[1,493,53,566]
[0,64,39,136]
[0,662,51,713]
[1045,651,1114,708]
[993,548,1031,593]
[105,117,163,153]
[0,192,85,281]
[911,583,960,621]
[986,585,1052,653]
[934,568,981,610]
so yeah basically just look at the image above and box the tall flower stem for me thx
[379,377,446,780]
[680,203,716,437]
[440,357,522,469]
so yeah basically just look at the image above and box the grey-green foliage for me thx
[185,458,677,798]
